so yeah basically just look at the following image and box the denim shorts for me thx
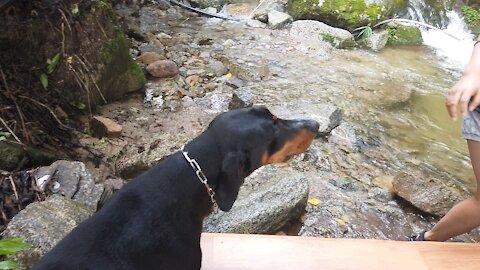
[462,109,480,142]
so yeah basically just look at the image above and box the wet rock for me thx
[203,166,309,234]
[138,42,165,55]
[224,3,253,17]
[146,60,180,78]
[91,116,123,138]
[246,19,267,28]
[392,165,470,216]
[139,6,169,34]
[361,30,389,51]
[207,59,227,76]
[3,195,93,270]
[300,172,414,240]
[185,75,202,86]
[288,0,408,30]
[328,123,360,153]
[189,0,227,9]
[136,52,166,65]
[229,86,255,109]
[156,0,172,10]
[267,10,292,29]
[290,20,355,49]
[143,82,166,109]
[34,160,104,211]
[251,0,287,21]
[194,90,232,113]
[387,25,423,45]
[269,102,342,135]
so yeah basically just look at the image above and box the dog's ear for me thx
[216,151,246,211]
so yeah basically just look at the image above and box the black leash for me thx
[165,0,241,21]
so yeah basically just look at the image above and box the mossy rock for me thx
[0,141,65,171]
[97,31,146,103]
[386,25,423,45]
[461,6,480,36]
[287,0,409,30]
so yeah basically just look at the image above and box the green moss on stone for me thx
[99,30,146,102]
[386,26,423,45]
[288,0,408,30]
[461,6,480,36]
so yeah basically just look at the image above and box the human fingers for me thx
[468,88,480,112]
[459,88,474,118]
[445,85,462,121]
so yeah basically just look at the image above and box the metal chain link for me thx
[181,147,216,205]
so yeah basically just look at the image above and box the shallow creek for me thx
[102,5,480,241]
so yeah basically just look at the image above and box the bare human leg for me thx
[424,139,480,241]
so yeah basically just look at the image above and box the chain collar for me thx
[181,147,216,205]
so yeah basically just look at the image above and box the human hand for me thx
[446,70,480,121]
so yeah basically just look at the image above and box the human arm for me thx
[446,41,480,121]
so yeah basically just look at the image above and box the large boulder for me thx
[287,0,409,30]
[290,20,356,49]
[3,195,94,270]
[34,160,105,211]
[269,102,342,135]
[392,164,470,216]
[203,166,309,234]
[386,25,423,45]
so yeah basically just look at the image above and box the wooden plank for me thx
[201,233,480,270]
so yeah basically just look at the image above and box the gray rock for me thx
[251,0,288,21]
[35,160,104,211]
[328,123,359,153]
[139,6,169,34]
[267,10,292,29]
[393,164,470,216]
[194,90,232,113]
[269,102,342,135]
[4,195,94,270]
[246,18,267,28]
[229,86,255,109]
[362,29,389,51]
[290,20,356,49]
[203,166,309,234]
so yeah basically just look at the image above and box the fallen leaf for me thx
[307,198,321,206]
[335,218,346,226]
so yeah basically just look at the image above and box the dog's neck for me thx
[183,131,223,202]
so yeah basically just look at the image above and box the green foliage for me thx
[47,53,61,74]
[320,33,336,45]
[0,238,32,269]
[0,129,11,142]
[40,73,48,90]
[40,53,61,90]
[461,6,480,34]
[0,238,32,256]
[386,26,422,45]
[0,260,17,270]
[356,25,373,40]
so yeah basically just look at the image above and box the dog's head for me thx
[207,106,319,211]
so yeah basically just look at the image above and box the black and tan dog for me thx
[33,106,319,270]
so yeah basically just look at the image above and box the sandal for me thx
[408,231,426,241]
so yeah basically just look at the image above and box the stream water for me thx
[105,1,480,240]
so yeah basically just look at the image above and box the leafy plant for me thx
[0,129,11,142]
[355,25,373,40]
[0,238,32,269]
[39,53,61,90]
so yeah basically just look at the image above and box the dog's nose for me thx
[303,120,320,133]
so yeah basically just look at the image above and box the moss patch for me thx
[98,31,146,103]
[288,0,408,30]
[461,6,480,36]
[387,26,423,45]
